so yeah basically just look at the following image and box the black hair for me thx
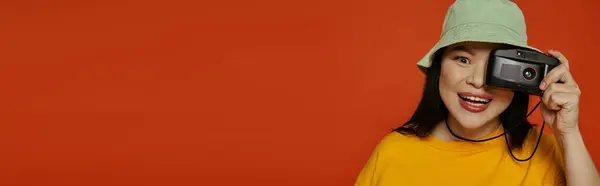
[394,48,533,148]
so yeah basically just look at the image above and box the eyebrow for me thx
[446,45,475,56]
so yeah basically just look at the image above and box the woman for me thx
[354,0,600,186]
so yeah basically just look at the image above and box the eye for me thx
[454,56,470,64]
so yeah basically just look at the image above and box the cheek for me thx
[439,62,463,93]
[492,90,514,107]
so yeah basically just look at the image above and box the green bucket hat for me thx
[416,0,542,73]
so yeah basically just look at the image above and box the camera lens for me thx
[523,67,536,80]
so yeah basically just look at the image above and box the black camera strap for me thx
[445,100,545,162]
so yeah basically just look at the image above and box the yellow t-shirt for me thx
[355,127,566,186]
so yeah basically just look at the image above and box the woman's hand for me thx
[539,50,581,135]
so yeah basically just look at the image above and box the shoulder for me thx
[355,132,420,186]
[357,131,425,174]
[522,128,566,183]
[523,128,561,158]
[378,131,420,147]
[371,131,424,158]
[519,128,562,163]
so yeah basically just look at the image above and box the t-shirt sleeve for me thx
[354,146,381,186]
[542,134,567,186]
[354,132,407,186]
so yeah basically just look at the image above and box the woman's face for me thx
[439,41,514,129]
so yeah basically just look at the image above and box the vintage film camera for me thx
[486,49,560,95]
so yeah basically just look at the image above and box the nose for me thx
[467,62,486,88]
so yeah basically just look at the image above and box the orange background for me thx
[0,0,599,185]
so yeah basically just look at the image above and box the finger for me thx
[548,50,569,69]
[540,64,576,90]
[542,82,581,109]
[546,83,580,95]
[542,83,577,109]
[548,92,579,111]
[542,84,561,110]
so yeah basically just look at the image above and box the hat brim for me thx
[416,23,541,73]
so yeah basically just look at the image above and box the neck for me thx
[433,116,501,142]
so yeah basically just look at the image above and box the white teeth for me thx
[460,95,490,103]
[466,101,485,107]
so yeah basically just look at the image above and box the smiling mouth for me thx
[459,94,491,105]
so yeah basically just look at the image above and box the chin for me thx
[452,114,492,129]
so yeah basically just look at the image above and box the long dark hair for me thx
[394,49,533,148]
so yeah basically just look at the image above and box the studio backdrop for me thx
[0,0,598,185]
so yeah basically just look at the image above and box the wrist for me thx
[555,128,583,148]
[561,127,581,138]
[554,122,581,137]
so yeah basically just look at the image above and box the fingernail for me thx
[539,81,546,89]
